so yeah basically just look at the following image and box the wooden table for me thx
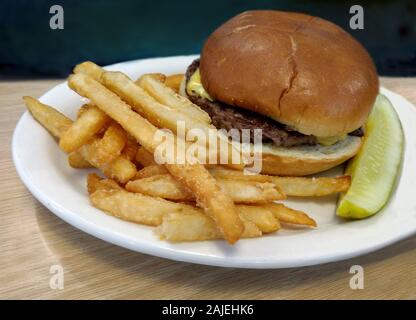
[0,77,415,299]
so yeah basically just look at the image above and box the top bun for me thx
[200,10,379,137]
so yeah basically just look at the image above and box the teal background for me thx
[1,0,415,76]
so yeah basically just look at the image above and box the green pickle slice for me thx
[337,94,404,219]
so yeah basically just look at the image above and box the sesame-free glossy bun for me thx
[200,10,379,137]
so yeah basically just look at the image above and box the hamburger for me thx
[180,10,379,176]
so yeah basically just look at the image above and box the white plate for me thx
[12,55,416,268]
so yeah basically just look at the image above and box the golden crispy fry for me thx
[68,73,243,243]
[73,61,104,82]
[126,174,192,200]
[164,163,243,243]
[122,135,139,162]
[77,145,136,183]
[135,146,157,167]
[76,103,93,119]
[80,124,127,167]
[68,151,92,168]
[219,179,284,203]
[237,205,280,233]
[67,129,136,183]
[23,96,72,138]
[156,212,261,242]
[59,105,110,153]
[128,161,347,198]
[102,71,244,170]
[87,173,104,194]
[164,74,184,93]
[135,165,168,179]
[263,203,317,227]
[126,174,284,203]
[208,166,350,197]
[137,73,210,124]
[86,173,122,194]
[75,61,168,88]
[101,156,137,184]
[270,176,351,197]
[90,188,201,226]
[135,73,166,84]
[208,166,272,183]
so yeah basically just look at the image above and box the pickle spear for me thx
[337,94,404,219]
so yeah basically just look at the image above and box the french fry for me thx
[68,151,92,168]
[219,179,285,203]
[71,146,137,183]
[102,71,244,170]
[129,162,348,199]
[59,105,110,153]
[101,156,137,184]
[68,73,244,244]
[75,61,167,88]
[156,212,261,242]
[270,176,351,197]
[163,163,243,243]
[208,166,350,196]
[263,203,317,227]
[87,173,122,194]
[122,135,139,162]
[80,123,127,167]
[67,134,136,183]
[164,74,184,93]
[135,146,157,167]
[23,96,72,138]
[137,73,210,124]
[76,103,93,119]
[73,61,104,82]
[126,174,191,200]
[126,174,285,203]
[135,73,166,84]
[135,164,168,179]
[90,188,202,226]
[208,166,272,183]
[237,205,280,233]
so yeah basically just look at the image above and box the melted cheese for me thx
[186,68,213,101]
[317,135,347,146]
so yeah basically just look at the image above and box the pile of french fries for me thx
[23,61,351,244]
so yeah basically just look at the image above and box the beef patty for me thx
[185,59,363,147]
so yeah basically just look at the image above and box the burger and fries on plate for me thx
[21,11,403,245]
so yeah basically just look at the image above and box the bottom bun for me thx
[240,135,363,176]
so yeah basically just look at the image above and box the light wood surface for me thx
[0,77,415,299]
